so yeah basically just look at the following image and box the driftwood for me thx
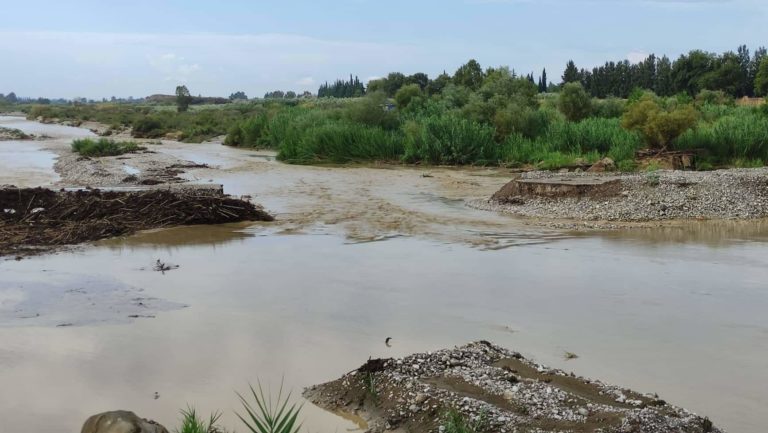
[0,187,273,257]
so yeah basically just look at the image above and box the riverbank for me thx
[305,341,721,433]
[472,168,768,224]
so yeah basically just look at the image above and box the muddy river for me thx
[0,117,767,433]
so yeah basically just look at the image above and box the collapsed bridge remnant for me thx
[491,176,622,203]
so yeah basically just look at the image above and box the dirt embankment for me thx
[305,341,721,433]
[0,187,273,258]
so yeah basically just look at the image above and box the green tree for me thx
[175,85,191,112]
[366,78,386,94]
[426,72,451,96]
[671,50,715,96]
[406,73,429,90]
[562,60,580,84]
[453,59,485,90]
[384,72,406,96]
[621,94,698,150]
[655,56,674,96]
[754,57,768,96]
[229,91,248,100]
[285,91,297,99]
[558,82,592,121]
[700,52,745,97]
[394,84,423,109]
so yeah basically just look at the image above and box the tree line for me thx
[563,45,768,98]
[317,75,365,98]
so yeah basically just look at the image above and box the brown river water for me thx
[0,117,767,433]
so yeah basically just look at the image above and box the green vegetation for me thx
[558,83,592,121]
[621,93,699,150]
[71,138,143,156]
[176,85,192,113]
[442,409,489,433]
[236,381,302,433]
[19,46,768,170]
[175,407,223,433]
[0,126,30,139]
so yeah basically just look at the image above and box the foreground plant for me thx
[236,380,303,433]
[175,406,223,433]
[442,408,489,433]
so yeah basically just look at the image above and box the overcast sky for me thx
[1,0,766,99]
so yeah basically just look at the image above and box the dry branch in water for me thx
[0,187,273,257]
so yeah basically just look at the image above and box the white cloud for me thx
[295,77,315,86]
[0,31,422,98]
[627,51,650,63]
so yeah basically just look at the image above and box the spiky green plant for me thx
[235,381,303,433]
[175,406,222,433]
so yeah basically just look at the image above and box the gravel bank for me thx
[305,341,721,433]
[471,168,768,223]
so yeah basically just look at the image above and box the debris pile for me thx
[305,341,721,433]
[0,187,273,257]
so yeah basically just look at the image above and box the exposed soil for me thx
[305,341,721,433]
[0,187,273,258]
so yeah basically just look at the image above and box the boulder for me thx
[81,411,169,433]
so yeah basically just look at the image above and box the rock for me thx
[81,411,168,433]
[587,158,616,173]
[414,393,428,405]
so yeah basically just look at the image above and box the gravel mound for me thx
[305,341,721,433]
[472,168,768,222]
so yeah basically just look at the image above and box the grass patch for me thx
[71,138,144,157]
[175,407,223,433]
[442,409,489,433]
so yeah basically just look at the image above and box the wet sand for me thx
[0,118,767,433]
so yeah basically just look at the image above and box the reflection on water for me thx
[0,116,95,187]
[0,227,767,433]
[604,218,768,246]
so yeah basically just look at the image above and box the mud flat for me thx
[305,341,721,433]
[473,168,768,225]
[0,186,272,258]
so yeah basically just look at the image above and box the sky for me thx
[1,0,766,99]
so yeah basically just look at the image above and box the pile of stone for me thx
[305,341,721,433]
[474,168,768,223]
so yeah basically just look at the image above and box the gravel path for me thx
[471,168,768,223]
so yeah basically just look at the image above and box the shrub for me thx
[344,91,399,130]
[593,97,626,119]
[71,138,143,157]
[622,94,698,149]
[394,84,423,109]
[132,117,165,138]
[225,114,269,147]
[558,83,593,122]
